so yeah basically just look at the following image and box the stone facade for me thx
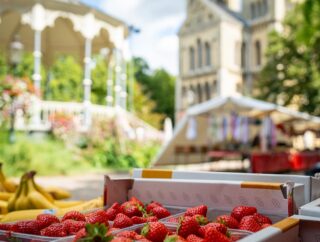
[176,0,298,121]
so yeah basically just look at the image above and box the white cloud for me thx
[99,0,186,75]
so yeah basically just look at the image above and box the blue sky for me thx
[81,0,186,75]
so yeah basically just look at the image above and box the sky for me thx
[81,0,187,75]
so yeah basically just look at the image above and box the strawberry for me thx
[113,213,133,229]
[111,237,133,242]
[111,202,121,210]
[132,216,147,224]
[40,223,67,237]
[216,215,239,229]
[86,210,109,226]
[204,227,231,242]
[62,219,86,235]
[187,234,204,242]
[106,207,119,221]
[62,211,86,222]
[129,196,144,207]
[141,222,169,242]
[193,215,209,226]
[151,206,171,219]
[198,223,227,237]
[253,213,272,225]
[146,201,162,213]
[73,223,112,242]
[177,216,200,238]
[12,221,40,235]
[185,205,207,217]
[238,215,261,232]
[116,230,139,239]
[146,216,158,222]
[164,234,187,242]
[36,214,60,230]
[0,223,13,231]
[261,223,271,229]
[231,206,257,222]
[121,202,142,218]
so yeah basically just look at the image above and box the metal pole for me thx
[83,38,92,128]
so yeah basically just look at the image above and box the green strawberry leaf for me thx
[141,223,150,236]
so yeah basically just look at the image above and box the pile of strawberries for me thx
[106,196,172,229]
[0,209,110,237]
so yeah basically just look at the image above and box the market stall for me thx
[153,96,320,173]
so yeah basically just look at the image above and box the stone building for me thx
[176,0,298,120]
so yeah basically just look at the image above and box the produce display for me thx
[0,195,273,241]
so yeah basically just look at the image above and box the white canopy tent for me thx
[152,96,320,167]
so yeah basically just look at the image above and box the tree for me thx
[49,55,83,102]
[91,56,108,105]
[133,57,175,122]
[257,1,320,115]
[0,52,8,79]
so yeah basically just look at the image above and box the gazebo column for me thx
[83,37,93,128]
[33,30,42,92]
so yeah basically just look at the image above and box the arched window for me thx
[197,83,202,103]
[205,82,211,100]
[204,42,211,66]
[197,39,202,68]
[189,47,195,70]
[255,40,261,66]
[241,42,246,68]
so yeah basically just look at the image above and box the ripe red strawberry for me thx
[112,237,134,242]
[132,216,147,224]
[204,227,231,242]
[198,222,227,237]
[177,216,200,238]
[73,227,86,241]
[111,202,121,210]
[116,230,139,239]
[106,207,119,221]
[12,221,40,235]
[151,206,171,219]
[36,214,60,230]
[40,223,67,237]
[129,196,144,207]
[193,215,209,225]
[253,213,272,225]
[86,210,109,226]
[187,234,204,242]
[121,202,142,218]
[0,223,13,231]
[62,211,86,222]
[146,216,158,222]
[231,206,257,222]
[113,213,133,229]
[261,223,271,229]
[185,205,207,217]
[164,234,187,242]
[239,215,261,232]
[146,201,162,213]
[141,222,169,242]
[216,215,239,229]
[62,219,86,235]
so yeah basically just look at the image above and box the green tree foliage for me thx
[133,57,175,122]
[91,56,108,104]
[49,55,83,102]
[257,1,320,115]
[133,81,164,129]
[0,52,8,78]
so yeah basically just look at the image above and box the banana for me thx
[0,192,13,201]
[54,200,84,208]
[29,171,54,203]
[45,186,71,200]
[0,200,8,214]
[0,163,17,193]
[7,173,26,212]
[14,179,28,211]
[1,209,58,222]
[60,197,103,213]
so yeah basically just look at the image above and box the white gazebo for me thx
[0,0,133,130]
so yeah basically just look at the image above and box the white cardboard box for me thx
[299,197,320,217]
[239,215,320,242]
[132,169,320,204]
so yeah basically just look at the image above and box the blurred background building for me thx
[176,0,298,121]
